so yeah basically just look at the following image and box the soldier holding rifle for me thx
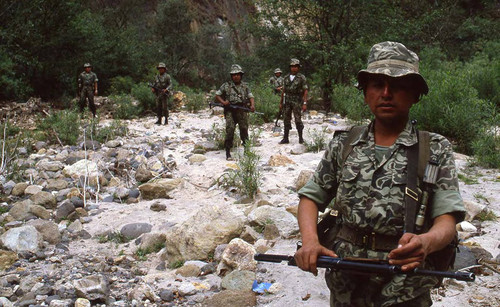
[215,64,255,161]
[295,42,465,306]
[151,62,172,125]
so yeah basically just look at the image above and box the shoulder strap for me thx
[417,131,430,180]
[341,126,365,165]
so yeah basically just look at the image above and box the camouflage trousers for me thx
[224,108,248,149]
[283,100,303,131]
[156,94,169,120]
[79,86,96,116]
[325,240,437,307]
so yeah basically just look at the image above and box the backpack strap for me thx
[418,131,430,180]
[340,126,365,166]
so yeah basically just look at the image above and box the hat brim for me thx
[357,69,428,95]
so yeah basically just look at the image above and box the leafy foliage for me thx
[37,109,81,145]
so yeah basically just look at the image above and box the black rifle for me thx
[210,101,264,115]
[148,82,170,96]
[254,253,475,282]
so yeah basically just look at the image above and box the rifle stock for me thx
[254,253,475,282]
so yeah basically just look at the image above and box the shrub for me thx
[250,82,281,123]
[110,94,142,119]
[472,127,500,169]
[184,90,206,113]
[331,84,371,124]
[90,120,129,144]
[305,127,328,152]
[208,122,240,150]
[109,76,135,94]
[131,82,156,112]
[37,109,81,145]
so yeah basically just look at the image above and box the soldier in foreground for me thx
[77,63,98,118]
[269,68,283,95]
[214,64,255,160]
[151,62,172,125]
[279,58,308,144]
[295,42,465,306]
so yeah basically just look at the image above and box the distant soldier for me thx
[279,58,308,144]
[215,64,255,160]
[77,63,98,118]
[269,68,284,95]
[151,62,172,125]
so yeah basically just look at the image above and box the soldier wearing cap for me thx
[295,42,465,306]
[77,63,98,117]
[269,68,284,95]
[279,58,308,144]
[215,64,255,160]
[152,62,172,125]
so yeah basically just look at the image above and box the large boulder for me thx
[139,178,183,200]
[63,159,99,178]
[247,205,298,238]
[0,225,43,253]
[163,205,245,263]
[28,220,61,244]
[9,199,34,221]
[217,238,257,275]
[73,275,109,301]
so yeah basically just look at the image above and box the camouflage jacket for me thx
[283,73,307,103]
[153,73,172,94]
[269,75,283,91]
[299,120,465,236]
[215,81,254,105]
[78,72,98,88]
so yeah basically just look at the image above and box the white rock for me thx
[458,221,477,233]
[63,159,99,178]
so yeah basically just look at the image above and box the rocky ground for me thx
[0,105,498,307]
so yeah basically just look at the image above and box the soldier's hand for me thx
[388,233,430,271]
[302,103,307,112]
[279,103,283,110]
[250,105,255,112]
[222,100,230,106]
[94,90,98,95]
[151,88,156,93]
[294,241,337,276]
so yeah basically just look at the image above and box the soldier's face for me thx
[290,65,299,75]
[364,75,418,122]
[158,68,166,74]
[85,67,91,72]
[275,73,281,77]
[231,73,242,84]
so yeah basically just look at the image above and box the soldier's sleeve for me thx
[298,134,343,212]
[429,134,465,222]
[215,82,226,97]
[77,73,82,85]
[301,74,309,90]
[93,73,98,82]
[246,85,254,99]
[166,74,172,91]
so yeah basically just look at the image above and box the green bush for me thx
[305,127,328,153]
[208,122,240,150]
[110,94,142,119]
[37,109,81,145]
[90,120,129,144]
[472,128,500,169]
[109,76,135,94]
[131,83,156,112]
[250,82,281,123]
[331,84,371,124]
[183,89,206,113]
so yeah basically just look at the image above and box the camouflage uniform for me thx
[299,121,465,306]
[78,63,98,116]
[215,79,254,151]
[282,61,308,134]
[153,63,172,124]
[297,41,465,306]
[269,68,284,95]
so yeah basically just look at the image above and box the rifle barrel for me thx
[254,253,475,282]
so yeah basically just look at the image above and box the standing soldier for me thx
[215,64,255,161]
[269,68,284,95]
[279,58,308,144]
[78,63,98,118]
[152,62,172,125]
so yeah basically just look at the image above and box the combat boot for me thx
[279,129,289,144]
[164,116,168,125]
[298,127,304,144]
[155,117,162,125]
[225,147,233,161]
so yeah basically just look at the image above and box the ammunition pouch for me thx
[317,210,342,249]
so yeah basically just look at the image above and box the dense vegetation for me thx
[1,0,499,166]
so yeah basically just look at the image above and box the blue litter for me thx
[252,280,272,294]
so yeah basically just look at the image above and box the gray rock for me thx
[178,282,197,296]
[188,154,207,164]
[163,205,245,263]
[9,199,34,221]
[24,185,43,195]
[0,250,18,271]
[263,224,280,240]
[102,195,114,203]
[70,196,85,208]
[34,141,47,151]
[28,220,61,244]
[159,289,175,302]
[46,179,68,191]
[454,245,478,270]
[138,178,183,200]
[128,188,140,199]
[30,191,57,209]
[221,270,255,291]
[294,170,314,191]
[29,204,51,220]
[0,225,42,253]
[114,187,129,200]
[201,262,217,276]
[135,166,153,183]
[11,182,28,196]
[2,180,16,194]
[240,225,259,244]
[218,238,257,275]
[17,147,28,155]
[36,160,64,172]
[67,220,83,233]
[120,223,152,239]
[290,143,307,155]
[248,205,298,238]
[81,140,101,151]
[202,290,256,307]
[49,299,73,307]
[150,202,166,212]
[55,200,76,220]
[214,244,228,262]
[194,141,218,152]
[105,140,121,148]
[138,233,165,251]
[73,275,108,301]
[176,264,201,277]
